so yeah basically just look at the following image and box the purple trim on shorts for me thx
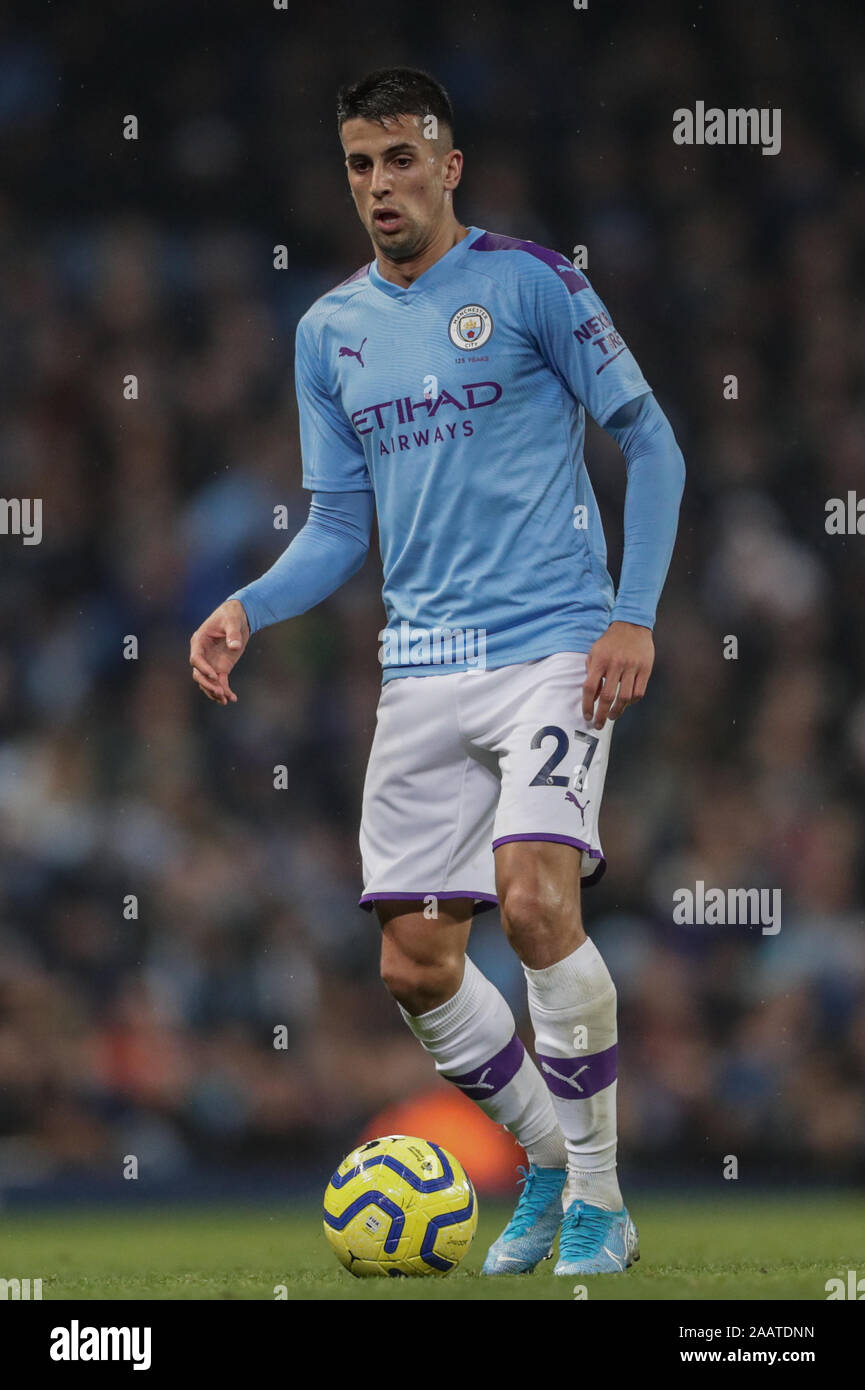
[491,834,607,887]
[358,891,499,916]
[536,1043,618,1099]
[493,833,601,858]
[443,1032,526,1101]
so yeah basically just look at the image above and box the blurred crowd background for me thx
[0,0,863,1202]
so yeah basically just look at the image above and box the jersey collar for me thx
[367,226,484,301]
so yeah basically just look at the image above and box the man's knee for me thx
[379,936,464,1016]
[499,881,583,966]
[375,899,471,1016]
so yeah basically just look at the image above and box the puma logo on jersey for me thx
[339,336,367,367]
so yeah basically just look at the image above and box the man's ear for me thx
[443,148,463,190]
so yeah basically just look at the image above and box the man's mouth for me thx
[372,208,404,232]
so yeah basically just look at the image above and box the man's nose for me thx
[370,162,391,197]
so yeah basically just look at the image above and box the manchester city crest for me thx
[448,303,493,350]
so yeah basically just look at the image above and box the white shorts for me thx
[359,651,614,915]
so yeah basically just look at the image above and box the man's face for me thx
[340,113,461,260]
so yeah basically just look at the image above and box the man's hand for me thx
[582,621,654,729]
[189,599,250,706]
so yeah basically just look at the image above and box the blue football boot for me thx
[554,1197,639,1275]
[482,1164,567,1274]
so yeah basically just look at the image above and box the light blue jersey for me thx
[295,226,653,679]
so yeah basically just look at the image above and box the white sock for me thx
[526,1127,568,1169]
[524,937,623,1211]
[399,955,566,1163]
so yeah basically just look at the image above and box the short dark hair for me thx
[336,67,455,142]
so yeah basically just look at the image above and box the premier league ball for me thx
[322,1134,478,1277]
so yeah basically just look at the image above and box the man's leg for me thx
[377,897,565,1168]
[496,840,638,1273]
[496,840,620,1206]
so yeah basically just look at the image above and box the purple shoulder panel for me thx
[335,262,372,288]
[469,230,588,294]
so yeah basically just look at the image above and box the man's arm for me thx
[228,489,374,633]
[235,310,376,630]
[521,260,685,726]
[189,488,374,705]
[604,392,686,629]
[191,307,377,705]
[581,391,686,727]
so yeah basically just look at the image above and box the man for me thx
[190,67,685,1277]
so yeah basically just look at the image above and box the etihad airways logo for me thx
[351,381,502,436]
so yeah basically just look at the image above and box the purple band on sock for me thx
[443,1032,526,1101]
[536,1044,618,1099]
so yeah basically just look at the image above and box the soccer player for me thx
[189,67,685,1277]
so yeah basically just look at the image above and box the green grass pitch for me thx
[3,1195,858,1300]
